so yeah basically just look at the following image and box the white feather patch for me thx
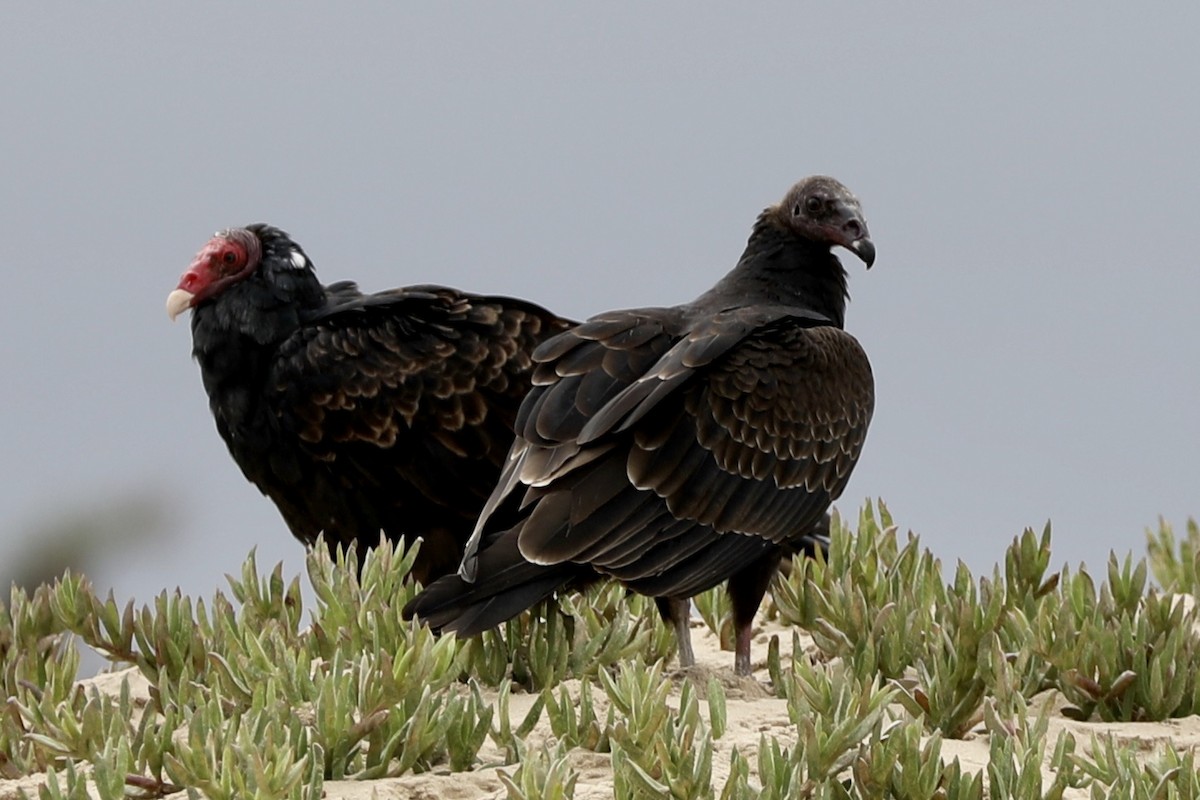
[289,249,309,270]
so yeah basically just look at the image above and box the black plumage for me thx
[404,176,876,675]
[167,223,572,584]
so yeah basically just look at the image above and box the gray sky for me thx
[1,5,1197,604]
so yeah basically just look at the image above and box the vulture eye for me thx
[805,195,824,214]
[223,250,238,265]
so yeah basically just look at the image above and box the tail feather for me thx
[403,527,589,636]
[439,571,577,636]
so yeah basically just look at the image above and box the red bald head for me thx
[167,228,263,320]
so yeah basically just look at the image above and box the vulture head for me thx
[166,224,312,320]
[775,176,875,268]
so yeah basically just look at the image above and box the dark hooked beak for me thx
[832,200,875,268]
[847,236,875,268]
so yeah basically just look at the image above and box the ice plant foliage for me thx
[1,504,1199,797]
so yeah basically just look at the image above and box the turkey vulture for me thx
[166,224,572,584]
[404,176,876,675]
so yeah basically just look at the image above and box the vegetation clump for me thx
[1,504,1198,798]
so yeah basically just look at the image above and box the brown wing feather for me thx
[267,286,570,581]
[276,288,565,456]
[510,316,870,589]
[630,322,873,548]
[515,310,682,447]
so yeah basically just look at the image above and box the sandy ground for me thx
[4,614,1200,799]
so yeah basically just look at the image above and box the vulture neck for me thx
[189,262,326,448]
[699,218,850,329]
[190,264,326,351]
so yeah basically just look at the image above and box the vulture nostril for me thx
[842,220,863,240]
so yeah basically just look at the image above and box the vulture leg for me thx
[655,596,695,668]
[728,549,784,676]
